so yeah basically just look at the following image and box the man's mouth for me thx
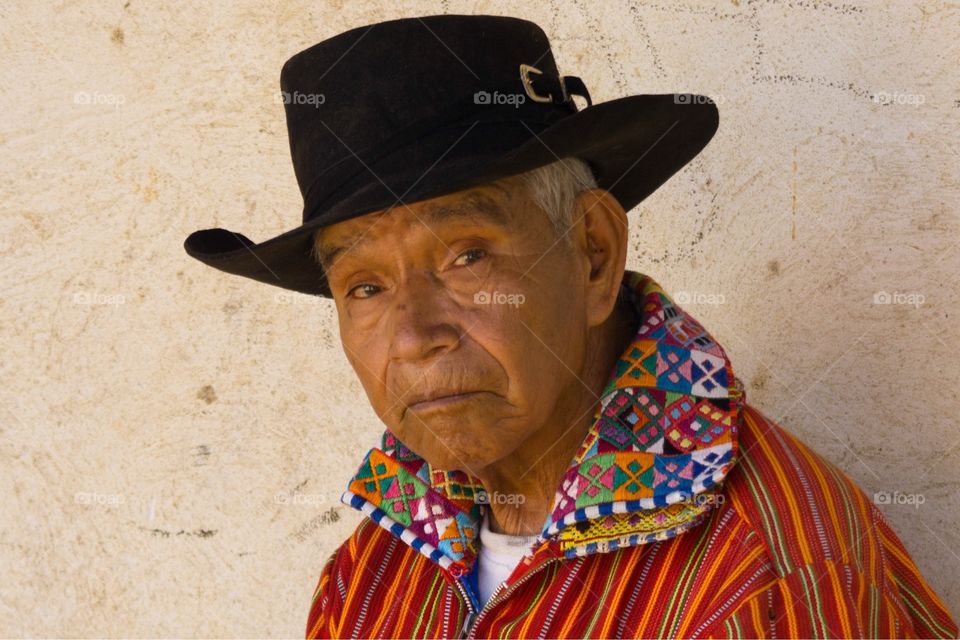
[406,390,490,413]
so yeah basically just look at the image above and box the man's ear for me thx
[573,188,629,327]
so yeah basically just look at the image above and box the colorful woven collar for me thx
[341,270,744,576]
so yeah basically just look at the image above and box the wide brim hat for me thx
[183,15,719,297]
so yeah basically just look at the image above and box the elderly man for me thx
[184,15,956,639]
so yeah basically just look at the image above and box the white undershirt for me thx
[476,513,539,606]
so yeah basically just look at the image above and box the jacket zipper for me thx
[452,578,477,638]
[457,556,561,639]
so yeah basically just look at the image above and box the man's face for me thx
[316,176,593,475]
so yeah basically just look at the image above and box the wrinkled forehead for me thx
[313,177,529,268]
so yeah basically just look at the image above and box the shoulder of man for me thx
[720,403,957,638]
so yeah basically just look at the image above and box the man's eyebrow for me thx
[316,192,512,271]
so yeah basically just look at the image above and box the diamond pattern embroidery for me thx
[656,343,693,393]
[620,458,655,495]
[594,390,666,454]
[379,466,427,525]
[690,349,728,398]
[653,456,695,493]
[607,340,658,394]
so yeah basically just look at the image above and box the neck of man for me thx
[475,290,639,536]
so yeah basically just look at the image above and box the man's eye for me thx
[453,248,487,267]
[347,283,381,299]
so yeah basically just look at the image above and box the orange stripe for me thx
[674,524,743,637]
[348,522,361,557]
[882,536,927,584]
[750,418,815,566]
[795,445,848,563]
[400,558,435,633]
[748,597,764,635]
[597,552,632,638]
[724,483,759,532]
[335,527,383,637]
[307,553,337,639]
[855,567,868,637]
[513,563,558,637]
[557,559,604,637]
[739,409,797,567]
[370,549,419,632]
[659,528,712,635]
[306,603,326,638]
[636,540,681,633]
[781,580,799,638]
[306,611,326,638]
[850,484,880,580]
[885,593,897,635]
[311,553,335,603]
[825,561,853,638]
[714,536,769,597]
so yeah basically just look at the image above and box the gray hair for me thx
[516,157,597,237]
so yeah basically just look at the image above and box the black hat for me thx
[183,14,718,297]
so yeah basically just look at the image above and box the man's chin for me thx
[395,413,505,475]
[398,393,501,436]
[424,450,489,476]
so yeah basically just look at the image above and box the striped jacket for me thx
[306,272,956,638]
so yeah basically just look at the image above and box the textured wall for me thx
[1,0,957,635]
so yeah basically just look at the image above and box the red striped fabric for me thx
[306,404,957,638]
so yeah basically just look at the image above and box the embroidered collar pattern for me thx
[341,271,744,575]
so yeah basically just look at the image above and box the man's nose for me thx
[387,273,462,362]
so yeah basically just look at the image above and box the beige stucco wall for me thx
[1,0,957,635]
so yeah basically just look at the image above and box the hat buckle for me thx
[519,63,567,104]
